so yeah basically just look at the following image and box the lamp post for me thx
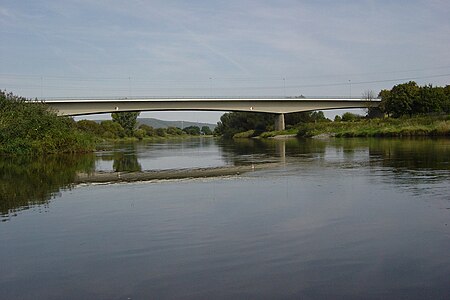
[349,79,352,98]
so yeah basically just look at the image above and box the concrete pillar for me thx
[275,113,285,131]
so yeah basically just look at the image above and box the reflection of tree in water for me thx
[368,138,450,170]
[113,152,142,172]
[366,138,450,200]
[0,154,95,221]
[217,138,327,165]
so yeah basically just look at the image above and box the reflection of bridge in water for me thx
[43,97,380,130]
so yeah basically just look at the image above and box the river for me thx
[1,137,449,299]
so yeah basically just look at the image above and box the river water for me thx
[1,137,449,299]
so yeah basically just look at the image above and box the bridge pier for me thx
[275,113,285,131]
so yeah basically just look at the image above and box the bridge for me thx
[43,97,380,130]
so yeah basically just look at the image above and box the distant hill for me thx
[88,117,216,130]
[137,118,216,130]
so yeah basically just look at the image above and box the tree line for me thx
[378,81,450,117]
[214,111,327,138]
[214,81,450,138]
[77,112,212,139]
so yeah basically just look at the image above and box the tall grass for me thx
[296,115,450,138]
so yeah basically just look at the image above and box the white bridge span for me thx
[43,97,380,130]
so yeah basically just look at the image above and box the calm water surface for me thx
[1,137,449,299]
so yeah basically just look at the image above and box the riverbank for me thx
[0,91,96,155]
[231,116,450,139]
[95,134,214,147]
[297,115,450,138]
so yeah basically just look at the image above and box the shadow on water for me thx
[0,154,96,221]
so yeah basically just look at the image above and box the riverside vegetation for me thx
[0,90,212,155]
[2,81,449,155]
[0,90,96,155]
[214,81,450,138]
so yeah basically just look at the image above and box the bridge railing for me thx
[40,95,380,101]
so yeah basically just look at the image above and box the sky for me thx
[1,0,450,123]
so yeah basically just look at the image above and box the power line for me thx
[1,65,450,83]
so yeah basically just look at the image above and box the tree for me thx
[285,111,326,125]
[138,124,155,136]
[100,120,125,138]
[155,128,166,137]
[111,111,140,136]
[201,126,212,135]
[378,89,392,116]
[167,126,184,135]
[361,90,381,118]
[386,81,420,117]
[183,126,201,135]
[77,120,103,135]
[415,84,445,114]
[341,112,362,122]
[214,112,275,138]
[444,85,450,113]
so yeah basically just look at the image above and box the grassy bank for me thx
[0,91,96,155]
[296,115,450,138]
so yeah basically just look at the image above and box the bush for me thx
[155,128,166,137]
[341,112,362,122]
[100,120,125,138]
[167,126,184,135]
[77,120,104,135]
[0,90,95,155]
[133,129,146,140]
[138,124,155,136]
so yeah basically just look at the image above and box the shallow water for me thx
[1,137,449,299]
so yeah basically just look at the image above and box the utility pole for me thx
[349,79,352,98]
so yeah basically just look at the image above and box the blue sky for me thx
[1,0,449,122]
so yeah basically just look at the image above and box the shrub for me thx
[138,124,155,136]
[100,120,125,138]
[0,90,95,155]
[133,129,146,140]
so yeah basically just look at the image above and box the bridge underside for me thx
[44,98,379,131]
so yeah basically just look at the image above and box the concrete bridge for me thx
[43,97,380,130]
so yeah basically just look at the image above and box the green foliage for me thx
[214,111,328,138]
[334,115,342,122]
[379,82,449,117]
[76,120,103,135]
[100,120,125,138]
[285,111,327,124]
[0,90,95,155]
[183,126,201,135]
[214,112,275,138]
[297,115,450,138]
[167,126,184,135]
[341,112,363,122]
[111,111,140,136]
[233,130,256,138]
[155,128,167,137]
[201,126,213,135]
[138,124,155,136]
[133,129,146,140]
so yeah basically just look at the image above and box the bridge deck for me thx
[42,98,380,116]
